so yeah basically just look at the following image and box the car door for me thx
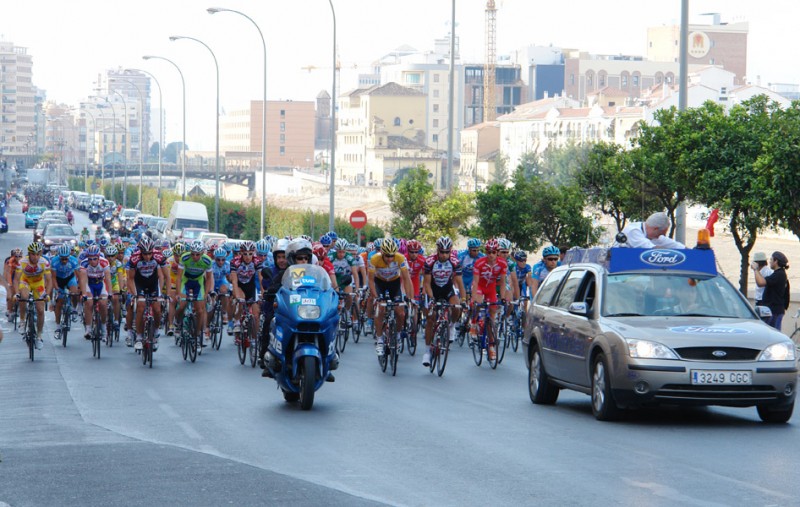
[550,270,597,387]
[530,269,568,379]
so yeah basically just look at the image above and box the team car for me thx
[523,239,796,423]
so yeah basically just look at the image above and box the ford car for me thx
[523,245,796,423]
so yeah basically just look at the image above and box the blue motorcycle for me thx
[265,264,339,410]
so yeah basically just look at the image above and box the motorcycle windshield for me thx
[281,264,332,291]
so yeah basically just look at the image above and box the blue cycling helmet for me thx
[542,245,560,258]
[85,239,95,246]
[373,238,383,250]
[223,242,232,252]
[467,238,482,249]
[214,248,227,259]
[513,250,527,262]
[231,242,241,252]
[78,241,86,248]
[85,245,101,256]
[256,239,270,255]
[327,231,338,241]
[58,244,72,257]
[98,237,109,247]
[319,234,333,247]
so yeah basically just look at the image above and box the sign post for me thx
[349,210,367,246]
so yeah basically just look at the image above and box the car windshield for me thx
[46,225,75,236]
[174,219,209,230]
[29,207,46,214]
[183,229,204,239]
[602,273,756,319]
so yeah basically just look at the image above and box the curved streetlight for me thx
[126,68,163,215]
[327,0,337,232]
[102,96,117,195]
[143,55,187,200]
[110,77,145,210]
[207,6,267,238]
[81,109,96,193]
[113,90,129,206]
[170,35,220,233]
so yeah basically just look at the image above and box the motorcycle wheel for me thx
[299,355,316,410]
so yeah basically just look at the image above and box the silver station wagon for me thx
[523,246,797,422]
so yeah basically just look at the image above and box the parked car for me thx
[40,210,67,222]
[198,232,228,249]
[24,206,47,228]
[180,227,209,242]
[120,208,140,222]
[165,201,209,243]
[149,218,168,242]
[41,223,78,248]
[523,245,797,423]
[33,219,60,242]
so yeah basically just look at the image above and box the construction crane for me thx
[301,62,361,73]
[483,0,497,122]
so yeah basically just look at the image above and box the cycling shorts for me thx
[375,278,402,300]
[214,278,232,291]
[19,280,47,300]
[475,283,499,303]
[56,275,78,290]
[431,283,456,303]
[181,278,206,300]
[87,281,108,298]
[135,279,160,298]
[238,279,258,302]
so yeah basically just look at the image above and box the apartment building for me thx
[0,41,36,163]
[105,69,152,161]
[458,121,499,192]
[78,96,139,167]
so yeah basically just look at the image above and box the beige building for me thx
[0,41,35,162]
[43,103,79,168]
[336,82,442,187]
[220,100,315,171]
[79,96,140,166]
[647,19,748,85]
[459,121,499,192]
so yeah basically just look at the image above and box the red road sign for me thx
[349,210,367,229]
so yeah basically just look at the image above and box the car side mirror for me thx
[755,305,772,323]
[568,302,589,317]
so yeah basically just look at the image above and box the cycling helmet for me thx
[274,238,290,254]
[12,248,23,257]
[346,243,358,254]
[498,238,512,251]
[358,247,366,254]
[365,241,374,251]
[300,234,312,242]
[373,238,383,250]
[159,239,171,249]
[98,237,109,247]
[513,250,527,262]
[484,238,500,252]
[542,245,560,258]
[78,241,86,248]
[106,245,118,257]
[381,238,398,256]
[256,239,270,256]
[436,236,453,251]
[406,240,422,253]
[240,240,256,252]
[138,236,154,253]
[231,242,241,252]
[27,242,44,254]
[172,242,185,257]
[327,231,338,241]
[335,238,349,251]
[397,238,408,255]
[467,237,482,249]
[214,248,227,259]
[162,248,172,258]
[85,239,95,246]
[58,244,72,257]
[122,237,131,244]
[223,242,233,252]
[85,245,101,256]
[312,242,326,259]
[72,246,81,256]
[190,240,205,253]
[319,234,333,247]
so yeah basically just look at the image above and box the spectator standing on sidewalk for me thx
[752,252,773,306]
[752,251,790,331]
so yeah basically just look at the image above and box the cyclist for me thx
[512,250,534,309]
[16,242,52,349]
[368,238,414,356]
[80,226,90,242]
[230,240,262,340]
[126,236,167,351]
[105,244,125,340]
[530,245,561,298]
[421,236,466,367]
[4,248,22,318]
[497,238,520,302]
[164,243,185,337]
[175,241,214,346]
[78,245,112,342]
[470,238,509,361]
[329,238,360,322]
[212,247,233,333]
[51,244,81,341]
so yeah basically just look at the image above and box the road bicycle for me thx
[399,295,421,357]
[138,293,162,368]
[428,300,454,377]
[469,301,505,369]
[336,290,356,354]
[377,293,406,376]
[208,292,229,351]
[18,294,47,361]
[234,298,258,367]
[83,295,105,359]
[180,293,202,363]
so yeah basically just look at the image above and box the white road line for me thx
[158,403,180,420]
[177,421,202,440]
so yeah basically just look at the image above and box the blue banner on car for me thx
[609,248,717,275]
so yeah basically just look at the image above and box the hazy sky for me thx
[2,0,797,150]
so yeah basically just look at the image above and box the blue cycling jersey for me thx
[52,255,80,279]
[457,249,484,287]
[212,259,231,282]
[513,262,532,296]
[531,259,561,283]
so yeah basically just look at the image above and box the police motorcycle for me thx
[263,240,339,410]
[101,208,115,230]
[89,203,101,223]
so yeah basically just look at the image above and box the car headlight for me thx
[626,339,679,359]
[297,305,320,320]
[758,342,796,362]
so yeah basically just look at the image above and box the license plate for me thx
[691,370,752,385]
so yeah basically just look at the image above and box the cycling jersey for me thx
[179,252,213,280]
[405,254,425,298]
[531,259,560,284]
[127,250,166,295]
[457,250,484,291]
[328,251,358,287]
[168,258,181,289]
[514,262,532,296]
[52,256,80,290]
[472,256,508,302]
[213,259,232,290]
[369,253,408,282]
[424,255,461,288]
[231,255,262,301]
[17,256,51,284]
[80,257,110,297]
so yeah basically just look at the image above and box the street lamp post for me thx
[208,7,267,238]
[170,35,221,233]
[102,96,116,198]
[143,55,187,200]
[81,109,95,192]
[328,0,337,232]
[113,90,129,207]
[111,77,145,210]
[126,68,163,215]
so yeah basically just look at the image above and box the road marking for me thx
[146,388,162,401]
[177,421,202,440]
[158,403,179,420]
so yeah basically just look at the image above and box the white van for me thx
[165,201,209,243]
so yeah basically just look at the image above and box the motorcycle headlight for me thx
[626,339,679,360]
[297,305,320,320]
[758,342,796,362]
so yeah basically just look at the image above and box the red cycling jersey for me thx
[472,256,508,302]
[405,254,426,297]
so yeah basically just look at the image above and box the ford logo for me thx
[640,249,686,267]
[712,350,727,358]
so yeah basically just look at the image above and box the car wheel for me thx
[757,401,794,424]
[528,343,559,405]
[591,354,621,421]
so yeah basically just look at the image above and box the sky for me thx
[2,0,798,151]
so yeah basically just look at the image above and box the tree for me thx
[163,142,188,164]
[419,189,475,246]
[149,142,160,161]
[387,167,434,239]
[492,154,509,185]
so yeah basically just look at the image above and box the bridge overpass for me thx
[64,163,277,190]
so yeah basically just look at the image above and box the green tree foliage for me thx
[163,142,187,164]
[492,154,509,185]
[419,189,475,246]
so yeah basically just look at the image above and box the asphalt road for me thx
[2,201,800,507]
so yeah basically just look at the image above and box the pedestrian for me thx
[752,251,790,331]
[752,252,773,306]
[617,212,686,249]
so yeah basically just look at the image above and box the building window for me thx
[405,73,421,85]
[280,109,285,117]
[433,89,439,98]
[621,74,628,88]
[433,73,440,83]
[279,146,285,156]
[280,122,285,132]
[433,119,439,128]
[709,58,715,65]
[433,104,439,113]
[432,134,438,143]
[632,75,639,86]
[280,134,285,143]
[569,74,574,86]
[394,117,401,126]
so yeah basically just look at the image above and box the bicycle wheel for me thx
[106,313,114,348]
[61,308,70,348]
[497,317,508,365]
[487,319,499,369]
[143,318,153,367]
[93,311,102,359]
[27,316,35,361]
[187,314,198,363]
[472,324,483,366]
[389,322,399,377]
[511,313,522,352]
[336,317,348,354]
[237,321,247,365]
[352,304,362,343]
[248,317,258,368]
[378,324,388,372]
[429,326,440,374]
[211,304,223,350]
[456,312,467,348]
[12,304,19,332]
[181,322,189,361]
[437,324,450,377]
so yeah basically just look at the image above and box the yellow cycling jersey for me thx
[168,258,181,287]
[16,256,51,284]
[369,253,408,282]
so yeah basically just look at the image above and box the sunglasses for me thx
[241,252,253,256]
[407,250,419,254]
[499,250,509,255]
[486,250,498,255]
[438,250,451,254]
[545,257,559,261]
[88,256,99,261]
[295,255,311,261]
[141,251,153,255]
